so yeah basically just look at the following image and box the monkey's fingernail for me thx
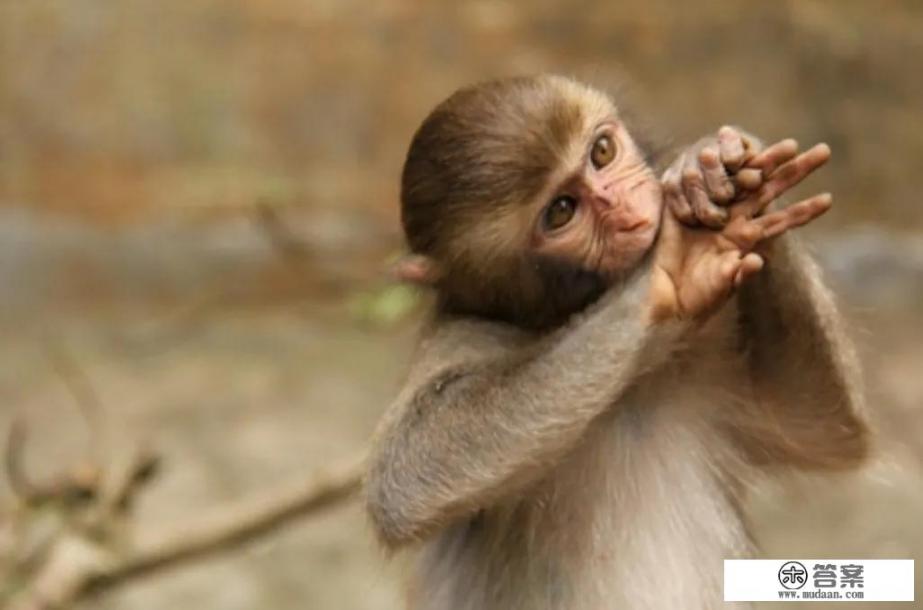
[813,143,832,159]
[814,193,834,210]
[699,147,720,166]
[744,252,764,270]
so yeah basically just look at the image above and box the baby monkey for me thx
[366,75,867,610]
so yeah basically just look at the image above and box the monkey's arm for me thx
[735,234,869,469]
[659,127,867,468]
[365,275,687,548]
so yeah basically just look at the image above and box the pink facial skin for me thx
[531,122,663,280]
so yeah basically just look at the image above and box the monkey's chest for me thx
[416,396,752,610]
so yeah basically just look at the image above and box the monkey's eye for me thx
[542,195,578,231]
[590,134,616,169]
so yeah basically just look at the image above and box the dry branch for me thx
[2,340,367,610]
[4,419,100,508]
[42,340,104,450]
[90,453,364,590]
[255,201,315,262]
[4,453,365,610]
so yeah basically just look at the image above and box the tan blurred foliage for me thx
[1,0,921,228]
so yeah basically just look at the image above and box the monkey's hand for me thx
[662,126,776,228]
[650,142,832,322]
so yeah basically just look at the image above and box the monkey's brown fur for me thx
[367,75,868,610]
[401,76,650,329]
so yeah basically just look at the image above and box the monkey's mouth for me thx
[602,214,652,235]
[620,218,649,233]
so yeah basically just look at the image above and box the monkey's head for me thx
[396,74,663,329]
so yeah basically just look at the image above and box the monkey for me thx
[364,75,868,610]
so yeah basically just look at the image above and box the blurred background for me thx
[0,1,921,609]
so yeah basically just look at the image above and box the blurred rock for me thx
[816,227,923,310]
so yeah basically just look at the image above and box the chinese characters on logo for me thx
[813,563,864,588]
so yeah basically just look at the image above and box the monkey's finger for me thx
[655,207,686,271]
[685,250,742,318]
[742,143,831,217]
[722,216,764,251]
[752,193,833,240]
[746,138,799,177]
[734,253,765,287]
[662,157,695,225]
[698,147,735,204]
[733,168,763,192]
[716,251,745,295]
[666,187,695,225]
[718,126,746,172]
[683,167,728,228]
[740,132,762,158]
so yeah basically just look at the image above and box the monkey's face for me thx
[528,119,662,280]
[399,75,665,327]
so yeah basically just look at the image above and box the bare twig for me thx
[105,448,160,516]
[95,453,363,588]
[5,417,32,502]
[5,453,365,610]
[42,341,103,449]
[253,201,375,291]
[4,340,108,511]
[4,419,100,508]
[254,201,315,262]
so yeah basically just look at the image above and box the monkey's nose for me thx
[592,193,618,212]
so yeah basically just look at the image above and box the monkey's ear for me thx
[392,254,442,286]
